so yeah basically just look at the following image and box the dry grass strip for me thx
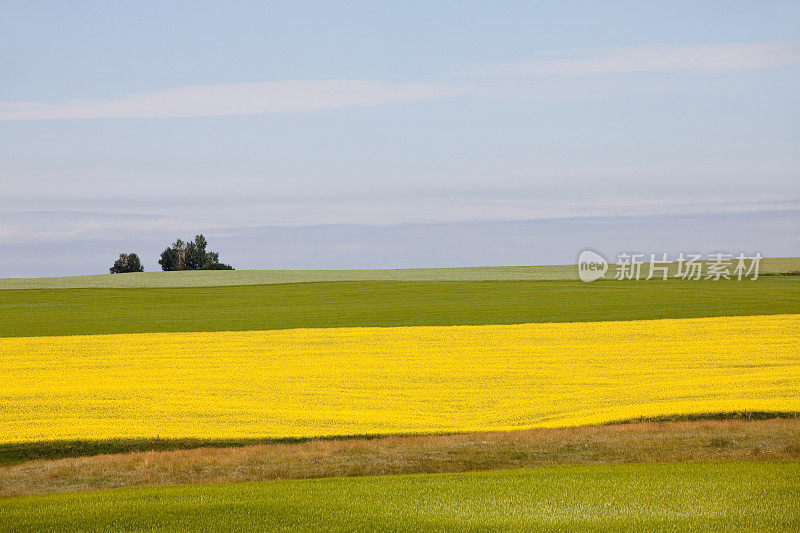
[2,418,798,498]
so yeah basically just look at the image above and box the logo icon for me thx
[578,250,608,282]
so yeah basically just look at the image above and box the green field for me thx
[3,264,798,531]
[1,277,797,337]
[1,462,797,532]
[1,257,797,290]
[0,264,580,289]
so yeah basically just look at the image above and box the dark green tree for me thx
[158,234,233,271]
[157,239,185,271]
[109,253,144,274]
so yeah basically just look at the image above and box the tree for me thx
[158,239,185,271]
[109,253,144,274]
[158,234,233,271]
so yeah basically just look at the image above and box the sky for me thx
[1,1,799,276]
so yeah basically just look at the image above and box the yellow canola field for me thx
[1,314,798,443]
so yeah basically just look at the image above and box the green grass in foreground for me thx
[1,277,798,337]
[1,462,797,532]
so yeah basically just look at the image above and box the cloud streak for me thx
[0,80,461,121]
[460,41,800,78]
[2,42,797,121]
[2,192,797,243]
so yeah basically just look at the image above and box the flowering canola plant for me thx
[1,314,798,443]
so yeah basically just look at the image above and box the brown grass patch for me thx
[2,418,798,498]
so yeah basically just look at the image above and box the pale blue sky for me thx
[1,1,798,275]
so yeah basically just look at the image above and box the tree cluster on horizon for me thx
[109,234,233,273]
[109,253,144,274]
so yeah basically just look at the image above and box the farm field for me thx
[1,256,797,289]
[0,264,580,289]
[2,462,798,532]
[2,277,799,338]
[2,267,798,531]
[1,314,798,443]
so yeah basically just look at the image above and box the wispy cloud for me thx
[2,191,797,244]
[0,80,461,121]
[2,42,797,121]
[459,42,800,78]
